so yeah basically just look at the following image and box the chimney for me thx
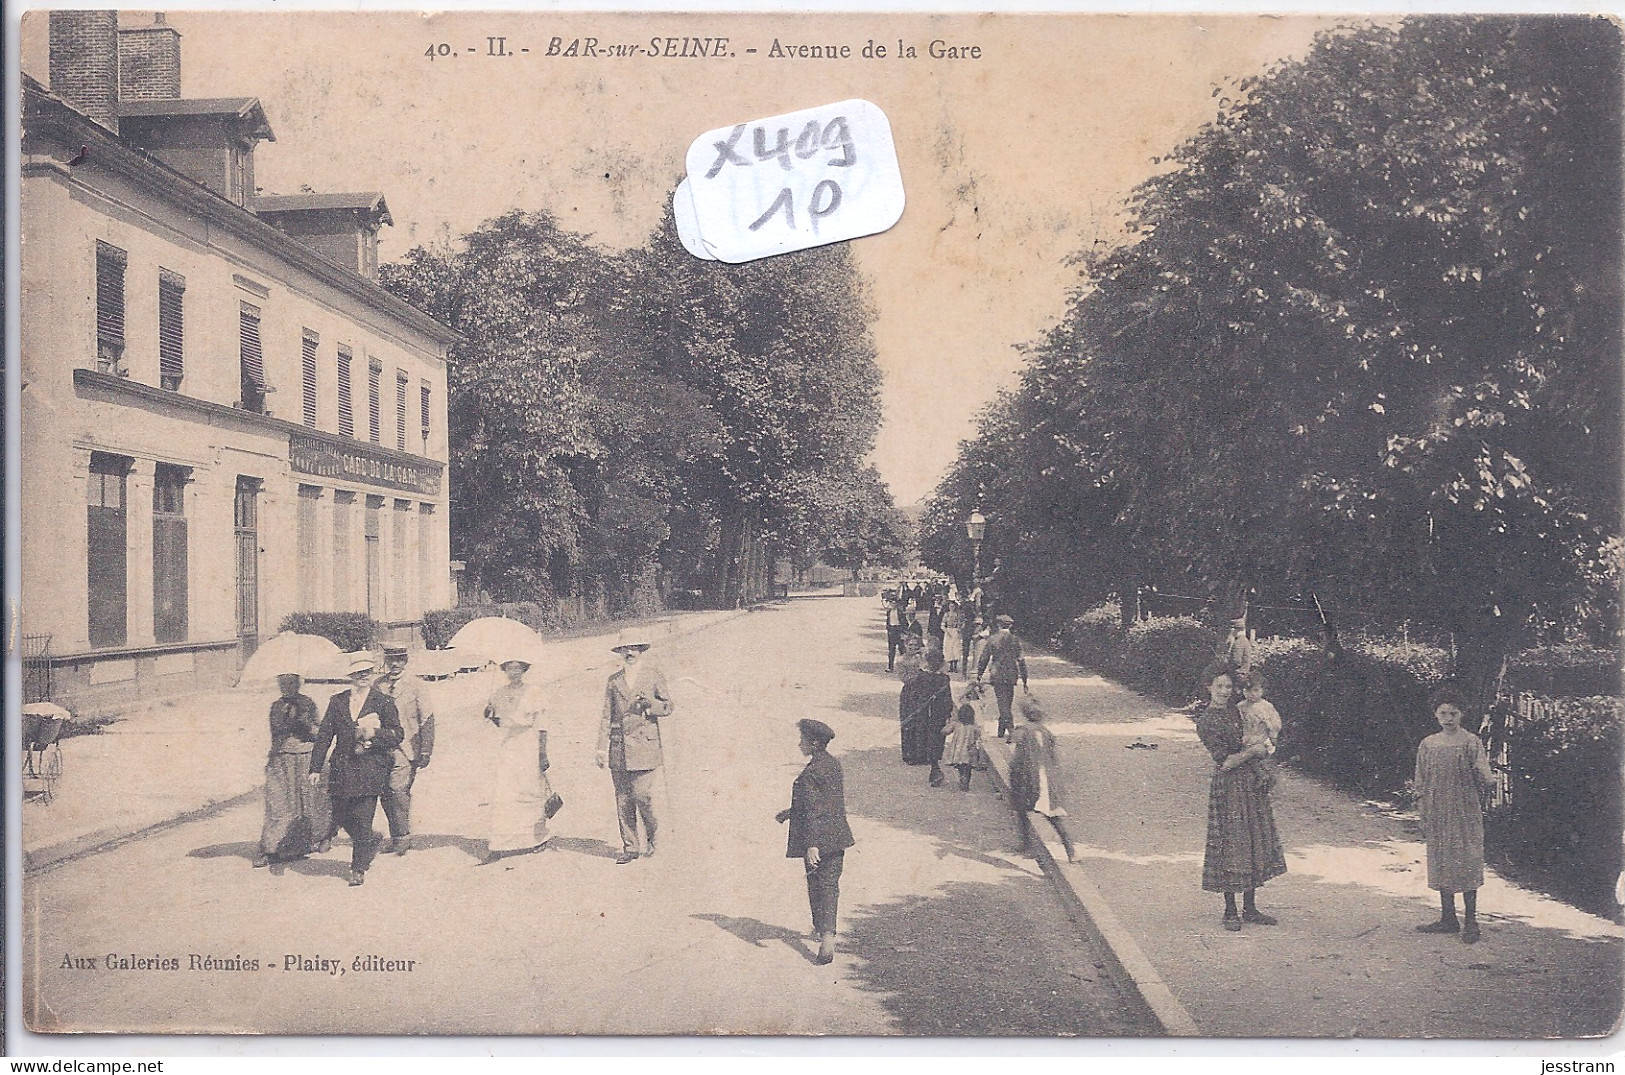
[118,14,182,101]
[49,10,120,133]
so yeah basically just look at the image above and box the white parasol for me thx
[446,616,547,668]
[235,632,349,687]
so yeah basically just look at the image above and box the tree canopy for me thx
[922,16,1622,698]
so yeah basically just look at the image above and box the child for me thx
[1413,691,1495,944]
[941,702,984,791]
[1009,696,1076,861]
[1238,672,1282,793]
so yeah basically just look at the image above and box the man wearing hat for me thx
[975,613,1029,742]
[777,718,855,965]
[309,653,402,886]
[595,631,674,864]
[378,645,436,856]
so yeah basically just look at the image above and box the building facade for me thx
[21,12,458,706]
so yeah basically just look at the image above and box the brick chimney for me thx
[49,10,120,133]
[118,14,182,101]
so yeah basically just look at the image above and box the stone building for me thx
[20,11,458,707]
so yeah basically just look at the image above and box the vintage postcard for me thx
[10,7,1623,1044]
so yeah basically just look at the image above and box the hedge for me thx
[278,612,380,653]
[1056,604,1625,909]
[1507,643,1622,699]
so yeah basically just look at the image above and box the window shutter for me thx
[420,381,431,445]
[95,242,127,370]
[367,358,382,443]
[301,330,319,427]
[239,302,265,389]
[158,270,185,388]
[337,347,354,436]
[395,371,409,450]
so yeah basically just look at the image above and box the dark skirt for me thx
[261,750,333,859]
[1202,761,1286,892]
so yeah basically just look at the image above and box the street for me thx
[23,595,1151,1036]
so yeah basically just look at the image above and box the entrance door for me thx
[235,478,260,658]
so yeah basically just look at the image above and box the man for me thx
[309,654,402,887]
[885,596,907,672]
[976,613,1029,742]
[377,645,435,856]
[1218,616,1254,678]
[596,630,674,864]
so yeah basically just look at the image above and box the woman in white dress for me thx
[482,658,552,863]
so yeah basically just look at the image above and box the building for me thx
[20,11,458,707]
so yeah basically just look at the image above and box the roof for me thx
[255,192,392,226]
[23,80,456,349]
[118,97,275,142]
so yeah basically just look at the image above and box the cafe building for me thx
[20,12,458,706]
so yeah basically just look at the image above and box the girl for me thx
[1413,691,1494,944]
[941,702,984,791]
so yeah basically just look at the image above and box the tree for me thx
[815,467,913,580]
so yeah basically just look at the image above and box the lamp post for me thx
[965,510,986,603]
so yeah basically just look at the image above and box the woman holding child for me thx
[1195,665,1286,931]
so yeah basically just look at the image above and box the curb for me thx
[23,606,758,875]
[983,734,1201,1037]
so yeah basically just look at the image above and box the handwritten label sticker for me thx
[680,99,904,263]
[673,178,717,261]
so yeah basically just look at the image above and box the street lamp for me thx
[965,510,986,598]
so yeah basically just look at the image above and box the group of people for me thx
[252,631,672,886]
[883,591,1498,943]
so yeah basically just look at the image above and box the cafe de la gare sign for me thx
[289,432,443,497]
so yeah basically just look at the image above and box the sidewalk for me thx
[21,608,748,871]
[994,643,1623,1039]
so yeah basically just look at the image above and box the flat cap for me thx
[797,718,836,744]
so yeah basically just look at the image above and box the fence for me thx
[21,634,53,704]
[1481,690,1556,811]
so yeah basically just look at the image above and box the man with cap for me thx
[596,630,674,864]
[309,653,402,886]
[777,718,854,965]
[378,645,436,856]
[976,613,1029,742]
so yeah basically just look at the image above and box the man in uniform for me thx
[378,645,435,856]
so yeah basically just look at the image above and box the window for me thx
[301,330,319,427]
[367,358,382,444]
[332,491,355,610]
[158,270,185,390]
[297,486,322,611]
[87,452,130,647]
[393,500,412,618]
[337,346,354,437]
[95,241,126,374]
[234,478,260,644]
[420,381,432,447]
[418,503,435,616]
[239,302,266,413]
[152,463,190,644]
[395,371,409,450]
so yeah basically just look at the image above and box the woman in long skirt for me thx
[256,673,332,868]
[482,658,552,863]
[941,602,965,674]
[1195,666,1286,930]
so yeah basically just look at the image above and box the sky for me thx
[23,10,1343,504]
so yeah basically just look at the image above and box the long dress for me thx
[260,693,332,859]
[1010,721,1069,818]
[486,681,552,853]
[898,670,953,765]
[1414,729,1493,892]
[1196,702,1286,893]
[941,610,965,669]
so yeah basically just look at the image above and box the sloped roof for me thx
[255,192,392,226]
[118,97,275,141]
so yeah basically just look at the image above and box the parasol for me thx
[236,632,348,687]
[446,616,547,668]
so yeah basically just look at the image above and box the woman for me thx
[483,656,553,863]
[895,631,926,684]
[1009,695,1075,859]
[1195,666,1287,930]
[941,601,965,674]
[255,672,331,869]
[898,649,953,785]
[776,718,855,966]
